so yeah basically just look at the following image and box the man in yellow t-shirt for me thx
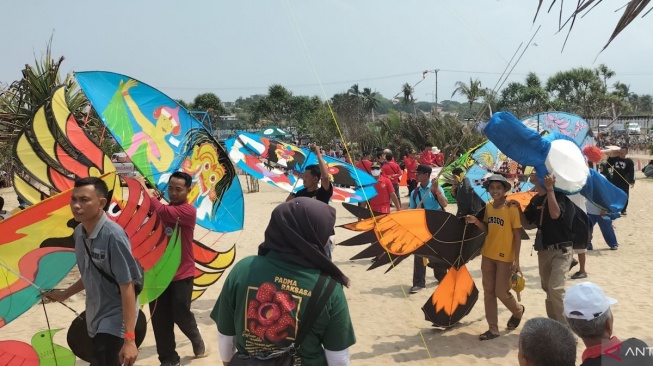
[466,174,524,341]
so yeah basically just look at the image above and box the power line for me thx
[157,69,653,92]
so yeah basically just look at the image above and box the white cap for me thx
[564,282,617,320]
[432,146,440,154]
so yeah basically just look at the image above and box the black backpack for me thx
[566,200,591,250]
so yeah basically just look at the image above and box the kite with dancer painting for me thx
[75,71,244,233]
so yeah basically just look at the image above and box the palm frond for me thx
[534,0,652,50]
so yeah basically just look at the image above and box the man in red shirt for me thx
[138,172,208,366]
[403,149,419,197]
[433,146,444,167]
[420,142,436,167]
[382,153,403,207]
[367,162,401,214]
[355,151,373,175]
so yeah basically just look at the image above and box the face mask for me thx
[371,169,381,177]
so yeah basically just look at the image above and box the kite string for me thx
[40,296,60,366]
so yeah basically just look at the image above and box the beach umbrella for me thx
[339,208,486,327]
[257,126,289,139]
[225,132,378,203]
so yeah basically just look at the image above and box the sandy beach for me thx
[2,159,652,365]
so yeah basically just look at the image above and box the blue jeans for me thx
[587,213,618,249]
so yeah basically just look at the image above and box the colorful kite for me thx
[0,328,75,366]
[0,173,120,329]
[484,111,626,212]
[12,86,120,204]
[9,84,235,302]
[225,132,378,203]
[75,71,244,233]
[445,111,595,203]
[339,207,485,327]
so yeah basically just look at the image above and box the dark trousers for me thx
[91,333,123,366]
[149,278,202,363]
[407,179,417,197]
[413,256,448,287]
[392,183,401,206]
[615,183,629,211]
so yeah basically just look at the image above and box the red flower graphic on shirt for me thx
[246,282,297,342]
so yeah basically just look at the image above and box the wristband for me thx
[124,332,136,340]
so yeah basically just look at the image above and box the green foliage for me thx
[191,93,226,130]
[248,84,322,137]
[452,78,485,112]
[0,43,89,142]
[0,42,103,181]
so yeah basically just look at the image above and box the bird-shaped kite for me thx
[339,205,486,327]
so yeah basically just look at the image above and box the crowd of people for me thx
[27,140,651,366]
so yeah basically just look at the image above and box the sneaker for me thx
[409,286,425,294]
[610,246,618,250]
[569,258,579,272]
[193,339,209,359]
[621,210,627,216]
[570,271,588,279]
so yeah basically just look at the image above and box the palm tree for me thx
[401,83,414,106]
[595,64,615,90]
[361,87,379,122]
[482,88,498,117]
[452,78,485,112]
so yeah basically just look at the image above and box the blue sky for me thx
[2,1,652,104]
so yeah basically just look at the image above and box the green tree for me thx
[522,72,548,115]
[595,64,615,89]
[361,87,379,122]
[637,94,653,113]
[251,84,321,139]
[401,83,414,106]
[191,92,227,130]
[497,82,526,117]
[546,68,605,118]
[452,78,485,113]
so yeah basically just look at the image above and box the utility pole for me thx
[433,69,440,117]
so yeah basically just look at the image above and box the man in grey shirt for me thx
[46,177,142,366]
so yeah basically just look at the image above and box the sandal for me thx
[479,330,499,341]
[507,305,525,330]
[571,271,588,280]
